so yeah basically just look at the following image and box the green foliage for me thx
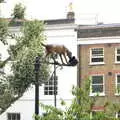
[0,18,9,73]
[34,80,120,120]
[0,19,8,45]
[0,77,20,114]
[11,3,25,19]
[0,0,4,3]
[36,103,63,120]
[0,57,10,68]
[8,20,49,94]
[0,20,49,114]
[0,15,11,114]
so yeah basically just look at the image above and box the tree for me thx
[0,0,4,3]
[8,20,49,94]
[0,1,22,115]
[35,80,119,120]
[0,20,49,114]
[0,19,8,45]
[11,3,25,19]
[0,18,14,114]
[0,18,9,69]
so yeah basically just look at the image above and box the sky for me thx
[1,0,120,24]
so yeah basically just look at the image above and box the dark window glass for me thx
[12,114,16,120]
[91,75,103,93]
[17,114,20,120]
[117,56,120,61]
[92,76,103,84]
[44,87,48,90]
[7,113,20,120]
[117,75,120,93]
[92,85,103,93]
[49,91,53,95]
[117,49,120,54]
[92,48,103,56]
[44,91,48,95]
[92,58,103,62]
[49,87,53,90]
[117,75,120,83]
[8,113,11,120]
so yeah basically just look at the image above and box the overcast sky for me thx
[1,0,120,24]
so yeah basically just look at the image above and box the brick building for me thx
[1,5,120,118]
[76,24,120,116]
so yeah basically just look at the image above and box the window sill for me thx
[89,62,105,66]
[115,93,120,96]
[115,62,120,64]
[89,93,105,97]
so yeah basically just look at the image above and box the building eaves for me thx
[77,23,120,29]
[76,23,120,38]
[2,18,75,26]
[44,18,75,25]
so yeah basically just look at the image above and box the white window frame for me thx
[116,111,120,118]
[44,76,58,96]
[90,48,104,65]
[7,112,20,120]
[115,47,120,63]
[115,74,120,95]
[90,74,105,96]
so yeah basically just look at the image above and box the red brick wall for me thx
[78,43,120,106]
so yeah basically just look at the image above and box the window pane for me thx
[44,87,48,90]
[44,91,48,95]
[117,84,120,93]
[7,113,20,120]
[92,48,103,56]
[12,114,16,120]
[117,56,120,61]
[8,113,11,120]
[117,75,120,83]
[117,49,120,54]
[92,85,103,93]
[92,58,103,62]
[49,91,53,95]
[17,114,20,120]
[92,76,103,84]
[49,87,53,90]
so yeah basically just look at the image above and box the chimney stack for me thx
[67,2,75,19]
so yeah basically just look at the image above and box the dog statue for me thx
[41,43,72,64]
[68,56,78,66]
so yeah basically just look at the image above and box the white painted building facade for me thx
[0,18,78,120]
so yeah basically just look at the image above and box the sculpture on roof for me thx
[41,43,78,66]
[68,2,73,12]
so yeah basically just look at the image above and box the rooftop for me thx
[77,23,120,38]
